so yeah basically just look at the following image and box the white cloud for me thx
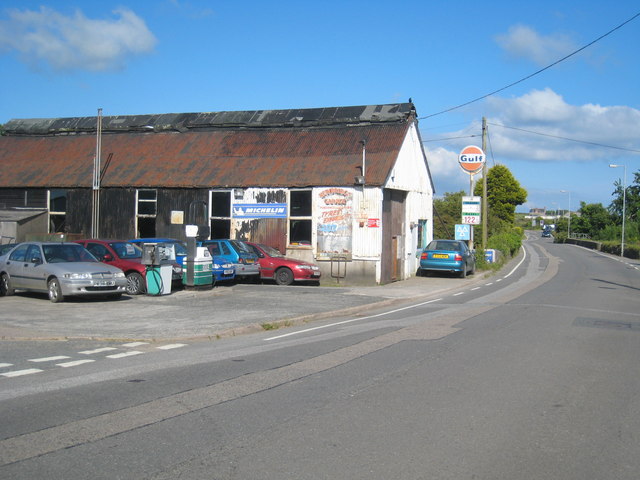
[495,24,577,66]
[0,7,157,72]
[422,88,640,196]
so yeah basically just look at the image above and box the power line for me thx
[418,11,640,120]
[422,134,479,143]
[489,122,640,153]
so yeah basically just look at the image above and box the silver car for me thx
[0,242,127,303]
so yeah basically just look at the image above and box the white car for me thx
[0,242,127,303]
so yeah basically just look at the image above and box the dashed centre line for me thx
[1,369,43,378]
[57,360,96,368]
[79,347,118,355]
[28,356,71,363]
[157,344,186,350]
[122,342,150,348]
[106,351,144,359]
[0,363,13,368]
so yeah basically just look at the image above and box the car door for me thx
[5,243,30,289]
[22,244,47,291]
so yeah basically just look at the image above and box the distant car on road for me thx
[419,239,476,278]
[0,242,127,302]
[75,239,147,295]
[246,242,321,285]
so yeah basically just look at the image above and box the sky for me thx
[1,1,639,213]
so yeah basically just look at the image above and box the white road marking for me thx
[265,298,444,341]
[79,347,118,355]
[496,279,502,282]
[122,342,149,348]
[28,356,71,363]
[1,368,43,378]
[157,344,186,350]
[485,282,493,286]
[453,292,465,296]
[57,359,96,368]
[0,363,13,368]
[471,287,481,291]
[106,351,144,359]
[503,245,527,278]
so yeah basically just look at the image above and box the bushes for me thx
[487,228,523,257]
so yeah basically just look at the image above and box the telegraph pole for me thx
[481,117,488,250]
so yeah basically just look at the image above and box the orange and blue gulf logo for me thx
[458,145,485,174]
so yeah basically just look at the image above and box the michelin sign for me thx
[232,203,287,218]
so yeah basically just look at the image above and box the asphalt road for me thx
[2,234,640,479]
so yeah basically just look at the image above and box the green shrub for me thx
[487,228,523,257]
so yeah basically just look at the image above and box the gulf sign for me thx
[458,145,485,174]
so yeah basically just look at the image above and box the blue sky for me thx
[1,1,639,213]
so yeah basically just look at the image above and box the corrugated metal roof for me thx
[0,103,417,188]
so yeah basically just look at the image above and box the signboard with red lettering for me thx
[458,145,485,174]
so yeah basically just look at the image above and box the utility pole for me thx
[481,117,488,250]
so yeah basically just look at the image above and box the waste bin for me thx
[183,247,213,287]
[146,263,173,295]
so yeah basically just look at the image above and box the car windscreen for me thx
[259,244,284,257]
[43,244,98,263]
[229,240,252,254]
[109,242,142,259]
[427,241,462,251]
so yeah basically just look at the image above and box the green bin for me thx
[182,247,213,287]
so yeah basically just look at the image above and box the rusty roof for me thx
[0,103,420,188]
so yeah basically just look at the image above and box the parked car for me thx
[419,239,476,278]
[0,242,127,302]
[75,239,147,295]
[246,242,321,285]
[210,254,236,284]
[0,243,18,257]
[199,239,260,281]
[128,238,185,281]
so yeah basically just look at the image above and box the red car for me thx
[246,242,321,285]
[75,239,147,295]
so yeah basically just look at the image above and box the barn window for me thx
[289,189,312,246]
[210,190,231,239]
[136,189,157,237]
[48,189,67,233]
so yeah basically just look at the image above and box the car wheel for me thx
[126,272,145,295]
[470,262,476,275]
[275,267,294,286]
[1,273,14,296]
[48,277,64,303]
[459,266,467,279]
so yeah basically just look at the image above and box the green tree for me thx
[571,202,612,239]
[473,164,527,236]
[433,190,464,239]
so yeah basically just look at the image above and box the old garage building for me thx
[0,102,434,285]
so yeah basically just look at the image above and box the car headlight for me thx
[212,263,221,269]
[297,265,318,270]
[114,272,125,278]
[64,273,92,279]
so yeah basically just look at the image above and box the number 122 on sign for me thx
[463,215,480,225]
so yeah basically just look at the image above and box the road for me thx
[1,233,640,479]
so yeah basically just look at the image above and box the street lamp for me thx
[560,190,571,238]
[609,164,627,258]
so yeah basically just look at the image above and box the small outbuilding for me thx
[0,102,434,284]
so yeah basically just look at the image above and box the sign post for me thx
[458,146,486,249]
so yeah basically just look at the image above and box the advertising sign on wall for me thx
[316,188,353,259]
[232,203,287,218]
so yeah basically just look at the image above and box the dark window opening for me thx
[289,219,311,245]
[49,214,67,233]
[290,190,311,216]
[211,191,231,217]
[137,217,156,238]
[49,189,67,212]
[210,219,231,239]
